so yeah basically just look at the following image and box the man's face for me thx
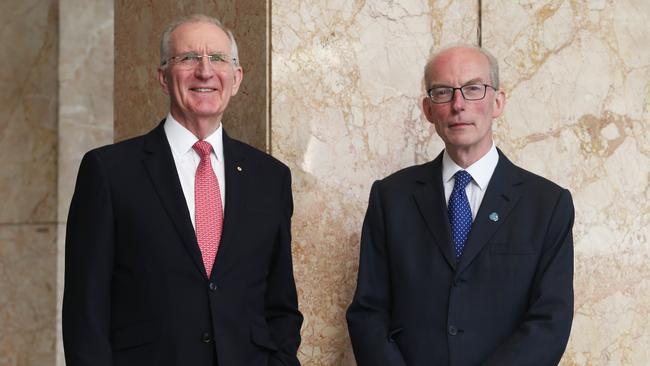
[422,47,505,156]
[158,21,243,126]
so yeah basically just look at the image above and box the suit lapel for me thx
[211,131,247,280]
[142,121,207,278]
[456,150,524,274]
[412,154,457,270]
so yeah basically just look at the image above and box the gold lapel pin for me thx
[236,166,243,172]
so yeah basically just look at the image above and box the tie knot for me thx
[193,140,213,159]
[454,170,472,189]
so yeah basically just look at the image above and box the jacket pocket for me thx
[250,321,279,352]
[111,321,158,350]
[490,242,534,255]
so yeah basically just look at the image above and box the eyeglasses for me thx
[426,84,496,104]
[162,52,237,69]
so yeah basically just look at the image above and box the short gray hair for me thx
[423,44,500,89]
[159,14,239,67]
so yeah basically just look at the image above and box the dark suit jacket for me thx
[63,121,303,366]
[347,149,574,366]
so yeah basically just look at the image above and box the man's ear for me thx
[491,88,506,118]
[158,68,170,95]
[422,97,436,125]
[230,66,244,96]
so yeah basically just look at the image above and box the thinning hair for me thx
[159,14,239,67]
[423,44,500,90]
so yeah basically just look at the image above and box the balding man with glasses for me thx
[63,14,302,366]
[347,45,574,366]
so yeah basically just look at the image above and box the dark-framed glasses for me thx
[427,84,496,104]
[162,52,237,69]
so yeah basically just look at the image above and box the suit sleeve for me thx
[62,151,114,366]
[483,189,575,366]
[267,167,304,366]
[346,181,407,366]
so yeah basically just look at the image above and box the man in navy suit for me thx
[63,14,302,365]
[347,45,574,366]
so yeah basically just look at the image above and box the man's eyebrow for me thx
[462,78,486,85]
[175,51,199,56]
[428,78,486,88]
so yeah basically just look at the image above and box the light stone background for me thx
[57,2,115,366]
[482,1,650,364]
[271,1,478,364]
[1,0,649,365]
[272,0,649,365]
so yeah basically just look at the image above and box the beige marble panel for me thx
[271,1,478,364]
[56,223,67,366]
[57,0,115,364]
[0,224,57,366]
[58,0,115,222]
[482,0,650,364]
[114,0,268,150]
[0,1,58,365]
[0,0,58,224]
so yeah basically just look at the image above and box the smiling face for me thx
[158,21,243,132]
[422,47,505,165]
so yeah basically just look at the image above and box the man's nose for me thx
[195,57,215,79]
[451,88,465,111]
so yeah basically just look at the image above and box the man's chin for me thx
[444,134,474,145]
[187,107,225,120]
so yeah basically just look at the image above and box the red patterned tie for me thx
[192,140,223,277]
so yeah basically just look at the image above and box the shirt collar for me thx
[442,143,499,191]
[163,113,224,162]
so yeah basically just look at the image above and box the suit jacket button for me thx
[208,282,218,291]
[448,325,458,336]
[201,332,212,343]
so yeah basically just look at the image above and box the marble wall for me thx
[271,1,479,364]
[114,0,268,150]
[272,0,650,365]
[3,0,647,365]
[482,1,650,364]
[57,0,115,364]
[0,1,58,365]
[0,0,115,364]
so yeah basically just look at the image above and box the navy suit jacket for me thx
[63,121,303,366]
[347,149,574,366]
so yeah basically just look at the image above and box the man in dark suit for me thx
[63,14,302,366]
[347,45,574,366]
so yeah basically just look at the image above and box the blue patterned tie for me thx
[449,170,473,259]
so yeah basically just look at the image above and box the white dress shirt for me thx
[442,143,499,220]
[164,114,226,229]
